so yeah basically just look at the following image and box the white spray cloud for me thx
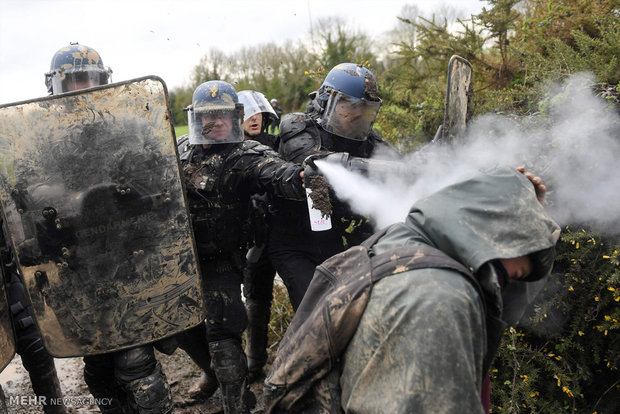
[317,73,620,232]
[313,160,417,228]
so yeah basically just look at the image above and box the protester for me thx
[265,166,559,413]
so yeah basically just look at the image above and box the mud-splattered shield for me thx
[438,55,473,142]
[0,77,203,357]
[0,267,16,371]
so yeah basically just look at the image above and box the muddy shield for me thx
[439,55,473,141]
[0,266,15,372]
[0,77,203,357]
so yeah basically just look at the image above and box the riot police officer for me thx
[178,81,306,413]
[44,42,174,414]
[237,90,280,382]
[268,63,401,310]
[0,43,113,414]
[238,90,280,149]
[2,221,66,414]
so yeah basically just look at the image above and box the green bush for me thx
[491,228,620,413]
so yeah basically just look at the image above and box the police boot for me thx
[209,339,256,414]
[125,363,173,414]
[183,342,219,399]
[175,323,220,399]
[245,298,270,383]
[188,371,219,400]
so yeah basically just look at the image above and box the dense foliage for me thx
[175,1,619,412]
[491,229,619,413]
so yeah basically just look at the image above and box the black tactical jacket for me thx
[247,131,279,151]
[177,136,304,257]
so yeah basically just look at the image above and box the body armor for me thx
[181,142,248,257]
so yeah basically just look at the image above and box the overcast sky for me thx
[0,0,485,104]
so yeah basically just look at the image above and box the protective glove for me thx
[302,152,352,187]
[302,152,351,170]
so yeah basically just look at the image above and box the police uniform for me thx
[268,111,400,310]
[178,135,304,412]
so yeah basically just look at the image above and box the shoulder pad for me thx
[279,113,317,143]
[278,113,321,163]
[176,134,193,162]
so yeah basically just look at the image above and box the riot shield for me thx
[0,77,203,357]
[438,55,473,142]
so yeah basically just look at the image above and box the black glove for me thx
[302,152,352,186]
[303,152,351,170]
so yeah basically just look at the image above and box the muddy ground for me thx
[1,349,272,413]
[1,283,293,414]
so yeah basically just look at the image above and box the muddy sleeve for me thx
[225,144,305,201]
[340,268,486,414]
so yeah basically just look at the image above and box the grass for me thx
[268,284,294,349]
[174,125,189,138]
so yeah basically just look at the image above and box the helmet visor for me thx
[238,91,277,123]
[188,105,244,145]
[50,68,110,94]
[320,91,381,140]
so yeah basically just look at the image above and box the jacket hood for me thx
[399,167,560,281]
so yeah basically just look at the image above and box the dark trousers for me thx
[199,255,248,342]
[267,229,344,311]
[83,345,157,386]
[243,251,276,364]
[243,252,276,306]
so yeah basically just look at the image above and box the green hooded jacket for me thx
[341,166,560,413]
[266,166,560,413]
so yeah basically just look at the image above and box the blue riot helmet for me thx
[187,81,244,145]
[45,43,112,95]
[238,90,278,135]
[316,63,382,141]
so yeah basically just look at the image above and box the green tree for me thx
[169,86,193,127]
[314,17,378,71]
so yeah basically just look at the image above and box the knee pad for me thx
[126,363,173,414]
[208,339,247,384]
